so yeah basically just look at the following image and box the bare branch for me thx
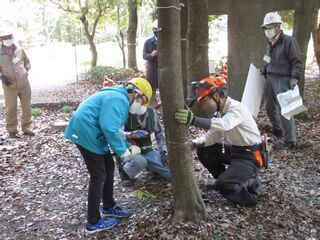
[49,0,80,14]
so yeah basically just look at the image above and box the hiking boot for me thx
[273,141,296,150]
[8,132,19,139]
[119,166,135,187]
[23,129,35,136]
[101,204,131,218]
[85,217,118,234]
[272,128,284,138]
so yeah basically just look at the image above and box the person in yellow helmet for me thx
[64,77,151,234]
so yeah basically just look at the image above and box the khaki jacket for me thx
[0,44,30,89]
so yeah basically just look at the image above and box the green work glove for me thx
[175,108,196,126]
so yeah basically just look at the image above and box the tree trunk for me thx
[127,0,138,68]
[116,4,126,68]
[180,0,188,98]
[311,9,320,74]
[187,0,209,86]
[157,0,208,223]
[80,15,98,67]
[293,1,314,99]
[187,0,210,116]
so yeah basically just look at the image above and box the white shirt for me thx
[194,97,262,147]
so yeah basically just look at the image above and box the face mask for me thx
[129,100,146,115]
[135,105,147,115]
[153,31,158,37]
[265,29,275,39]
[3,39,14,47]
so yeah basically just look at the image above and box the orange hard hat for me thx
[186,76,227,107]
[197,76,227,101]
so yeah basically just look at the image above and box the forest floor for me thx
[0,65,319,240]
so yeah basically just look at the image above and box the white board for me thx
[241,63,266,119]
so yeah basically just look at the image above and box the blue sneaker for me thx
[85,217,118,234]
[101,204,131,218]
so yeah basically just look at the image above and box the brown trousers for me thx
[2,81,32,133]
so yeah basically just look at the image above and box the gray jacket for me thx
[265,31,303,80]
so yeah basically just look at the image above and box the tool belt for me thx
[231,142,269,169]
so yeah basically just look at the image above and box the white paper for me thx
[276,85,307,120]
[241,63,266,119]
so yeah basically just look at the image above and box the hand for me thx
[175,108,195,126]
[290,79,298,90]
[151,50,158,57]
[1,74,13,86]
[129,145,141,155]
[259,68,265,75]
[160,151,168,163]
[127,130,149,139]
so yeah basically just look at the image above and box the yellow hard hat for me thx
[128,77,152,106]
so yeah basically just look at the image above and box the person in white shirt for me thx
[175,77,267,206]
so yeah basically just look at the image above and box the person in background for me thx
[175,77,267,206]
[0,29,34,138]
[64,78,152,234]
[143,20,161,109]
[260,12,303,150]
[119,106,171,184]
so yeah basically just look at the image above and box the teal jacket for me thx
[64,85,131,155]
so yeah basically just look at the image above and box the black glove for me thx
[1,74,13,86]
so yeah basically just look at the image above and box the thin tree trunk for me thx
[80,14,98,67]
[293,1,314,98]
[311,9,320,74]
[158,0,208,223]
[127,0,138,68]
[116,3,126,68]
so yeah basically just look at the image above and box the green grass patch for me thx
[61,105,73,113]
[31,107,42,116]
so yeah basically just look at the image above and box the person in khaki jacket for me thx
[0,30,34,138]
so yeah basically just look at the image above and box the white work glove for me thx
[129,145,141,155]
[192,138,205,149]
[120,149,131,159]
[290,79,298,90]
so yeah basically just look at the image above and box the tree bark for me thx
[116,3,126,68]
[293,0,314,99]
[187,0,209,86]
[80,14,98,67]
[180,0,188,98]
[311,9,320,74]
[157,0,208,223]
[127,0,138,68]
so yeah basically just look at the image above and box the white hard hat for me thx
[152,20,158,29]
[0,28,13,38]
[261,12,282,28]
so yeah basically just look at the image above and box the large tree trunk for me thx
[293,1,314,99]
[180,0,188,98]
[158,0,207,223]
[187,0,209,86]
[127,0,138,68]
[187,0,209,116]
[80,15,98,67]
[311,9,320,75]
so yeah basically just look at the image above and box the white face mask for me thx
[2,39,14,47]
[265,28,276,39]
[129,100,147,115]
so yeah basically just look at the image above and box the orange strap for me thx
[252,150,263,168]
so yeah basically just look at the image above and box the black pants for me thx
[197,144,261,206]
[77,145,115,224]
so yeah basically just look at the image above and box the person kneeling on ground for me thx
[175,77,267,206]
[64,77,152,233]
[118,106,171,184]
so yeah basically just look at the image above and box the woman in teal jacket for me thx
[65,78,152,234]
